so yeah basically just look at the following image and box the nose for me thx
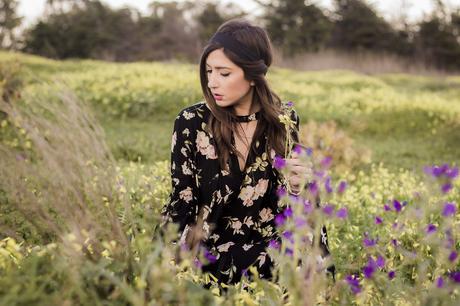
[207,72,219,89]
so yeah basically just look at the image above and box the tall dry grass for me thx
[273,48,443,75]
[0,66,128,254]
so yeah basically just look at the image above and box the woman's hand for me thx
[285,150,313,194]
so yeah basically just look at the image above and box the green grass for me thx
[1,51,460,305]
[2,50,459,171]
[99,116,173,164]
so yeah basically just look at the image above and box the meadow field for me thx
[0,51,459,305]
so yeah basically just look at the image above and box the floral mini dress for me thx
[161,101,332,284]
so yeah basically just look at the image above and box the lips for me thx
[213,93,223,100]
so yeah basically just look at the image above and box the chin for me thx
[216,99,234,108]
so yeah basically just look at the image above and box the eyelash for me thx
[206,70,230,77]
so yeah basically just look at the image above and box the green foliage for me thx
[331,0,408,54]
[260,0,333,55]
[0,0,22,50]
[417,16,460,71]
[197,2,225,43]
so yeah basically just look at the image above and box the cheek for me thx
[225,76,251,97]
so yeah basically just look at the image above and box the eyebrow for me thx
[206,64,232,70]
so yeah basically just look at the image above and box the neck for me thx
[233,87,260,116]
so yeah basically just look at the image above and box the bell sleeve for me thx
[161,111,199,237]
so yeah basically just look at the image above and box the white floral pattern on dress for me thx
[231,220,244,235]
[181,162,193,176]
[259,208,274,223]
[254,178,269,199]
[217,241,234,252]
[179,186,193,203]
[183,110,195,120]
[171,132,177,152]
[238,185,255,206]
[196,130,217,159]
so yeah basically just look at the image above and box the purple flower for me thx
[286,101,294,107]
[446,167,459,179]
[274,155,286,169]
[426,224,437,234]
[450,271,460,283]
[292,144,302,155]
[449,251,458,262]
[363,256,384,279]
[445,228,454,248]
[285,247,293,257]
[424,164,459,179]
[324,176,333,193]
[294,217,307,227]
[274,213,286,226]
[289,194,301,203]
[283,206,293,218]
[391,239,398,247]
[320,156,333,169]
[363,262,376,279]
[336,207,348,219]
[204,249,217,263]
[388,271,395,279]
[441,183,453,193]
[269,239,281,249]
[314,170,325,178]
[337,181,347,194]
[345,274,361,294]
[303,200,313,214]
[306,147,313,156]
[375,216,383,225]
[436,276,444,288]
[194,258,203,268]
[424,164,447,177]
[393,200,402,212]
[363,233,377,247]
[442,202,456,217]
[242,268,248,277]
[322,204,335,216]
[282,231,294,243]
[277,186,287,197]
[308,181,318,197]
[376,256,385,268]
[384,204,391,211]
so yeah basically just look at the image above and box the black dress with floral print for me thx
[161,101,333,284]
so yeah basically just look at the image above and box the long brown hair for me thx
[199,18,288,171]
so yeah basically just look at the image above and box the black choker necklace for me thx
[233,111,261,122]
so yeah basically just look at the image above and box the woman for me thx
[161,18,333,285]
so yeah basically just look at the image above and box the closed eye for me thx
[206,70,230,77]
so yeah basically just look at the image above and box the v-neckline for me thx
[231,120,258,174]
[232,133,255,174]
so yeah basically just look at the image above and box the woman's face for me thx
[206,48,254,109]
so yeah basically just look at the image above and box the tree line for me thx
[1,0,460,71]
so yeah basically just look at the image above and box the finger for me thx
[286,158,312,169]
[289,175,302,187]
[285,158,301,167]
[290,165,309,175]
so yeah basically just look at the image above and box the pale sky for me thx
[18,0,460,28]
